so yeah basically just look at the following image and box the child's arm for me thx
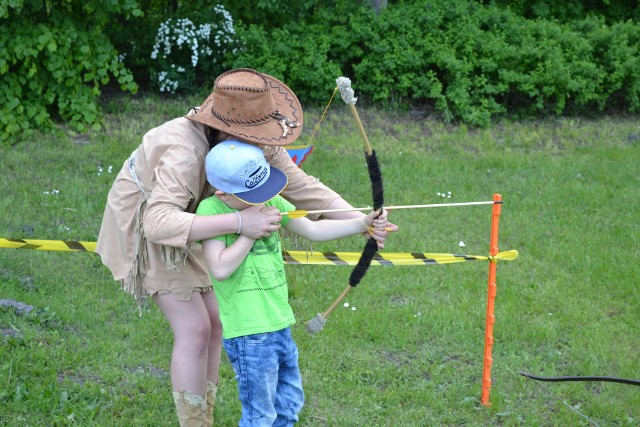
[202,235,255,281]
[284,210,387,242]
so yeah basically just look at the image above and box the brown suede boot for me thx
[172,391,207,427]
[205,381,218,426]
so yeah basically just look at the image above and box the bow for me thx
[520,371,640,386]
[306,77,384,334]
[519,370,639,425]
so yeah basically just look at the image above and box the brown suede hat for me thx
[186,68,303,146]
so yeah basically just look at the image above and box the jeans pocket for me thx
[244,331,274,345]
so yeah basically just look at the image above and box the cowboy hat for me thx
[186,68,303,146]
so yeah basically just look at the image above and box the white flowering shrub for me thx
[150,5,237,94]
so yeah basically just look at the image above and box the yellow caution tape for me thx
[283,249,518,266]
[1,238,517,266]
[0,238,96,252]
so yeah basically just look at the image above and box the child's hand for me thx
[363,209,398,249]
[369,209,388,229]
[362,209,388,249]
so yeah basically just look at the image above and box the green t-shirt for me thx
[196,195,296,339]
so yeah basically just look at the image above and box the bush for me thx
[571,17,640,112]
[0,1,140,144]
[225,2,371,103]
[148,5,239,94]
[480,0,640,23]
[226,0,640,126]
[3,0,640,139]
[0,1,139,145]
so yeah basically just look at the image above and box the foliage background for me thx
[1,0,640,144]
[2,1,639,425]
[1,96,639,425]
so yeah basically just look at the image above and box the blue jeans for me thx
[223,327,304,427]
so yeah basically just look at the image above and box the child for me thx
[196,140,387,426]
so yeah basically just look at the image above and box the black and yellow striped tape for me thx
[283,250,518,265]
[1,238,518,266]
[1,238,97,252]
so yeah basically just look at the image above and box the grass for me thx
[1,93,639,426]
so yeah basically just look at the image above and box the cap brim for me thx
[233,166,288,205]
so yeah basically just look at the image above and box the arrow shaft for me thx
[282,201,500,217]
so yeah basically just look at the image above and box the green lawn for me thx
[1,95,639,426]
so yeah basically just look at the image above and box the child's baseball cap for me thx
[205,140,288,204]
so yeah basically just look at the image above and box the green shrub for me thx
[2,0,640,139]
[0,1,139,145]
[571,17,640,112]
[148,5,239,94]
[482,0,640,23]
[227,0,640,126]
[226,2,377,103]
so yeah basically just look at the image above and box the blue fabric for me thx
[224,327,304,427]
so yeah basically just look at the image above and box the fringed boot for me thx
[173,391,207,427]
[204,381,218,426]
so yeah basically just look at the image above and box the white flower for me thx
[150,6,237,93]
[458,241,466,247]
[343,302,349,308]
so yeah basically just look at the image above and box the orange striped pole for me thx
[481,193,502,406]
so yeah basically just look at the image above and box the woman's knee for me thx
[155,294,212,350]
[176,320,211,353]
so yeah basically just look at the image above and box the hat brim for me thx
[233,166,288,205]
[187,73,303,146]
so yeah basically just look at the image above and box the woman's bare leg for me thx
[201,291,223,384]
[154,292,211,396]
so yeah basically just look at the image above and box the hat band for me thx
[211,107,277,127]
[211,108,300,132]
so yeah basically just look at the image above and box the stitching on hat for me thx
[270,82,301,124]
[211,108,277,126]
[214,68,270,93]
[210,68,276,125]
[215,85,269,93]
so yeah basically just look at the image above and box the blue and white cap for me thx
[205,140,287,204]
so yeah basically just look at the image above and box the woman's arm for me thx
[189,204,282,242]
[202,235,255,281]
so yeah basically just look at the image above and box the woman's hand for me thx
[238,205,282,239]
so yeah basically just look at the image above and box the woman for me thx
[96,68,396,426]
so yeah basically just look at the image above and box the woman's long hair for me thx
[205,126,224,150]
